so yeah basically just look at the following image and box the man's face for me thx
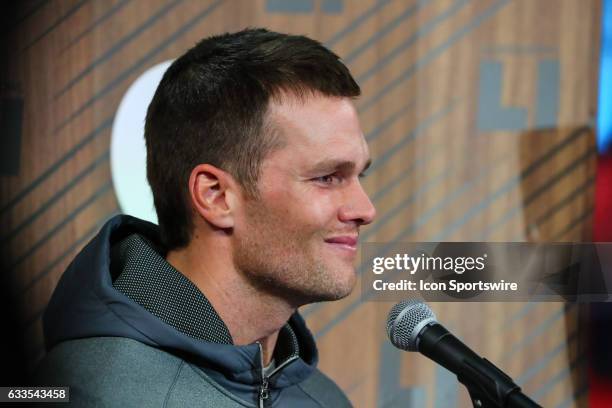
[232,93,376,306]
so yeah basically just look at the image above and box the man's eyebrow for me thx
[309,158,372,173]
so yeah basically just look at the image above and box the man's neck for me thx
[165,238,295,365]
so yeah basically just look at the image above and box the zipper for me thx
[259,375,269,408]
[257,342,298,408]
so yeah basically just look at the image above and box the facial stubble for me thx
[233,197,356,307]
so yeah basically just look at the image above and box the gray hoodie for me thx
[35,215,352,407]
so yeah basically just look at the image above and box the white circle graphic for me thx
[110,60,173,224]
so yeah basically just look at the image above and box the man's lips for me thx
[324,236,358,249]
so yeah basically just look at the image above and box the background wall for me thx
[0,0,601,406]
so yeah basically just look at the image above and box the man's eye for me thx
[314,174,340,185]
[359,171,369,179]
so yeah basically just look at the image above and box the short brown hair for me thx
[145,28,360,249]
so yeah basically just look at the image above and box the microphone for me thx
[386,300,541,408]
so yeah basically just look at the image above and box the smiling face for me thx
[231,93,376,306]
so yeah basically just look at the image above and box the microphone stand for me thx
[457,358,541,408]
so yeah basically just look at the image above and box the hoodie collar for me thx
[110,232,301,364]
[111,233,233,344]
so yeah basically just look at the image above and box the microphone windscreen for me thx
[386,300,436,351]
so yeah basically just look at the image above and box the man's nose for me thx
[338,182,377,225]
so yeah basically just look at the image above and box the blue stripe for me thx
[366,100,416,142]
[487,212,592,395]
[0,116,113,215]
[53,0,223,134]
[477,148,596,240]
[515,332,577,385]
[370,151,438,203]
[502,306,570,362]
[495,182,594,356]
[325,0,393,47]
[364,144,511,242]
[7,182,113,273]
[368,100,458,172]
[60,0,132,53]
[359,0,510,112]
[429,131,592,241]
[356,0,470,84]
[532,356,586,401]
[22,0,90,51]
[553,206,594,239]
[343,0,430,64]
[506,177,595,241]
[0,151,110,243]
[363,168,451,241]
[598,0,612,153]
[481,44,557,55]
[500,302,539,329]
[54,0,183,99]
[21,208,120,323]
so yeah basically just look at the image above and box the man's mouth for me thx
[324,236,358,251]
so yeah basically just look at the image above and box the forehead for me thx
[265,93,369,165]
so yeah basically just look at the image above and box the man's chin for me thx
[290,277,355,305]
[315,272,356,302]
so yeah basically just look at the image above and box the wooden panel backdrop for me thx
[0,0,601,407]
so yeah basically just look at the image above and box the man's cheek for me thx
[302,198,336,221]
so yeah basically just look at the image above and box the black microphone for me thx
[386,300,541,408]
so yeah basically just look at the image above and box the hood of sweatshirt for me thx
[43,214,319,403]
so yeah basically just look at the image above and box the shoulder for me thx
[36,337,183,378]
[34,337,183,407]
[298,369,353,408]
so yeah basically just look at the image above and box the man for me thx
[36,28,376,407]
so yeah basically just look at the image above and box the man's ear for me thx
[189,164,237,229]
